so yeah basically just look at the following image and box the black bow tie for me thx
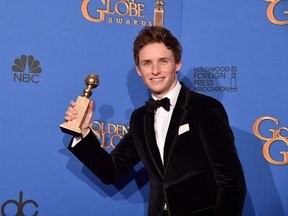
[146,97,170,112]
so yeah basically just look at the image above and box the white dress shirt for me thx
[152,81,181,164]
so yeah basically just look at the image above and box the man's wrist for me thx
[81,127,91,137]
[71,128,91,147]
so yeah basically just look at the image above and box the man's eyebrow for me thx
[140,57,170,63]
[140,59,152,63]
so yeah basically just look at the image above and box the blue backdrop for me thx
[0,0,287,215]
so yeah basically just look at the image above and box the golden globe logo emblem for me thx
[81,0,152,26]
[253,116,288,165]
[265,0,288,25]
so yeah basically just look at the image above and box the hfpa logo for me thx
[12,55,42,83]
[1,191,39,216]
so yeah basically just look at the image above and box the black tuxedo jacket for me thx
[69,84,246,216]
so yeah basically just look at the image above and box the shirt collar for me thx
[151,81,181,109]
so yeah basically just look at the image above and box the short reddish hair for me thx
[133,26,182,66]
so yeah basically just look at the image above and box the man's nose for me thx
[151,64,160,75]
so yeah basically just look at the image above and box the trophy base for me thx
[60,96,90,136]
[60,123,82,136]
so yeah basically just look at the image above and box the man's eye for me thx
[160,59,168,64]
[143,62,151,66]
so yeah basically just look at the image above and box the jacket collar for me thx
[143,83,190,179]
[163,83,190,173]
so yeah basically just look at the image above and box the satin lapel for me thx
[163,85,190,173]
[143,111,164,178]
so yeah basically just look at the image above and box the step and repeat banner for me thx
[0,0,287,215]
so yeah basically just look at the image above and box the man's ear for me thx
[176,61,182,72]
[136,66,142,77]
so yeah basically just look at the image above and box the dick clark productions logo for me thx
[12,55,42,83]
[1,191,39,216]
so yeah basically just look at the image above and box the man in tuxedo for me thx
[64,26,246,216]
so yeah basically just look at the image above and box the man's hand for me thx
[64,100,94,136]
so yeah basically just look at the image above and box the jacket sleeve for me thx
[68,113,140,185]
[198,97,246,216]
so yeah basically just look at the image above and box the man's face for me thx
[136,42,182,99]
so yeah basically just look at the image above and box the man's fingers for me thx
[68,106,78,114]
[70,100,76,107]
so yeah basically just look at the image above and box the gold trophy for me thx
[60,74,99,136]
[154,0,165,27]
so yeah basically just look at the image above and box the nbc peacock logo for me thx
[12,55,42,83]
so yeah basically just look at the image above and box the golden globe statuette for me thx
[154,0,165,27]
[60,74,99,136]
